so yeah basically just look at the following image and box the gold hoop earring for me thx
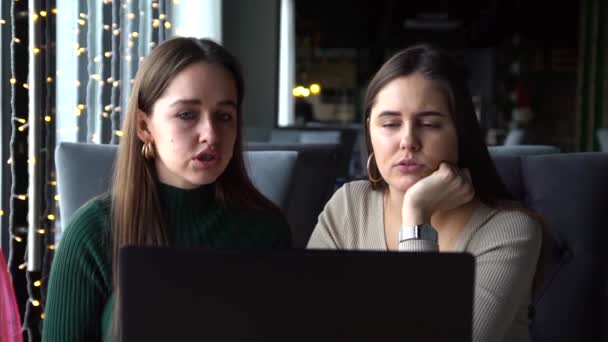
[366,152,382,183]
[142,140,156,160]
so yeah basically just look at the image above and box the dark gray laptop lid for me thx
[119,246,474,342]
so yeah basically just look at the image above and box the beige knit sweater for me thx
[308,180,542,342]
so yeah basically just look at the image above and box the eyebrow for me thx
[169,98,238,109]
[376,110,446,118]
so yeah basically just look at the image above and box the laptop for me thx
[119,246,474,342]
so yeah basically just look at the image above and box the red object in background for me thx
[0,249,23,342]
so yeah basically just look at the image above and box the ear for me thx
[135,109,152,142]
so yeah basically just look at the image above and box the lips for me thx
[193,150,220,169]
[395,159,424,173]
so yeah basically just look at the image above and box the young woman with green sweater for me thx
[43,37,291,341]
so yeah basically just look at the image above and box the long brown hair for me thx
[109,37,280,337]
[363,44,513,206]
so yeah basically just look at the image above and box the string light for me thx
[159,14,166,20]
[79,12,87,19]
[16,195,27,201]
[131,32,139,38]
[54,194,59,201]
[41,313,45,320]
[14,236,23,242]
[128,40,134,48]
[152,2,158,8]
[47,214,55,221]
[115,130,124,137]
[152,19,160,28]
[33,13,39,22]
[36,229,46,235]
[48,245,55,250]
[47,76,53,83]
[0,209,3,216]
[13,117,26,124]
[40,10,48,17]
[50,181,57,186]
[18,263,26,270]
[33,47,40,54]
[164,21,172,29]
[6,158,12,165]
[112,80,119,87]
[0,19,5,24]
[103,24,110,31]
[128,13,136,20]
[14,38,21,43]
[78,19,86,26]
[52,8,57,14]
[31,299,40,307]
[113,29,120,36]
[44,116,51,122]
[104,51,112,58]
[10,78,16,84]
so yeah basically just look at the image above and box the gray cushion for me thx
[488,145,561,156]
[55,142,297,227]
[489,150,608,342]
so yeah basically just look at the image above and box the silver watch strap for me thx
[398,224,438,243]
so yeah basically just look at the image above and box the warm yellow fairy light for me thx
[37,229,46,235]
[78,19,86,26]
[33,47,41,54]
[77,103,85,110]
[30,157,36,166]
[6,158,12,165]
[75,80,81,87]
[18,263,26,269]
[48,245,56,250]
[17,195,27,200]
[10,78,16,84]
[18,125,26,132]
[113,29,120,36]
[128,40,134,48]
[159,14,166,20]
[14,117,26,123]
[76,108,82,117]
[152,19,160,28]
[1,19,5,24]
[23,83,29,89]
[31,299,40,307]
[104,51,112,58]
[0,210,3,216]
[113,80,119,87]
[104,105,112,111]
[34,280,42,287]
[33,14,39,22]
[52,8,57,14]
[50,181,57,186]
[102,112,109,118]
[45,115,52,122]
[41,313,46,320]
[47,76,53,83]
[48,214,56,221]
[79,12,87,18]
[164,21,172,29]
[115,130,124,137]
[14,38,21,43]
[103,24,110,30]
[93,56,101,62]
[91,74,101,80]
[128,13,136,19]
[131,31,139,38]
[40,10,48,17]
[152,2,158,8]
[54,194,60,201]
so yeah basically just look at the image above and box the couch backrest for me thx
[491,152,608,342]
[55,142,298,227]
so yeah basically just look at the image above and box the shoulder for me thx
[326,180,376,210]
[468,205,542,254]
[59,195,111,251]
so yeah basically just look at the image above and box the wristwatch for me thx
[398,223,438,243]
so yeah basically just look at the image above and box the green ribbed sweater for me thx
[42,183,291,342]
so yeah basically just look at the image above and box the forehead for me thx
[161,61,237,102]
[371,73,451,117]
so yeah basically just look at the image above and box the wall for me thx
[222,0,280,129]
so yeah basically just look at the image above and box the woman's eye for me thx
[382,122,399,128]
[177,111,196,120]
[217,112,234,122]
[420,122,440,128]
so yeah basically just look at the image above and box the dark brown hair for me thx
[363,43,513,206]
[109,37,280,336]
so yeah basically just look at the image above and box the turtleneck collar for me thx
[157,182,216,213]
